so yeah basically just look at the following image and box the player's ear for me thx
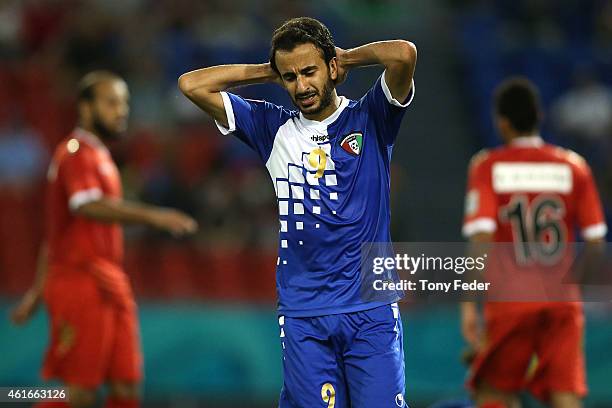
[328,57,338,81]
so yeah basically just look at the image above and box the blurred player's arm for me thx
[460,231,492,354]
[178,64,281,127]
[574,160,608,282]
[75,198,197,237]
[460,153,495,354]
[576,158,607,247]
[335,40,417,102]
[61,146,197,236]
[11,243,48,325]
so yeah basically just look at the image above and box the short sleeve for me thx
[215,92,290,162]
[576,163,607,240]
[362,70,415,146]
[462,155,498,238]
[59,148,103,211]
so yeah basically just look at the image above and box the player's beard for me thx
[294,78,335,117]
[92,114,122,142]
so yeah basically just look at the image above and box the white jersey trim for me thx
[381,70,415,108]
[69,188,103,211]
[582,222,608,240]
[214,91,236,135]
[462,217,497,237]
[298,96,349,129]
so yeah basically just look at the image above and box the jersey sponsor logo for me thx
[492,162,572,193]
[310,134,329,143]
[340,132,363,156]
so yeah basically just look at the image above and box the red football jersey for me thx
[462,136,607,302]
[46,128,129,300]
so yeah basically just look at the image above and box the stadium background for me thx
[0,0,611,407]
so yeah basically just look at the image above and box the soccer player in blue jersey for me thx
[179,17,417,408]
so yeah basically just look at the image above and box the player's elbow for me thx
[178,73,216,103]
[178,74,195,96]
[395,40,417,65]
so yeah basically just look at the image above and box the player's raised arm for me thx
[336,40,417,102]
[178,63,282,127]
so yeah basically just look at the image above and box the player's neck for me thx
[77,123,106,146]
[507,132,542,146]
[302,92,341,122]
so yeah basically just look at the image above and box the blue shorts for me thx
[278,303,406,408]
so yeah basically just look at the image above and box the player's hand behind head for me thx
[149,208,198,237]
[272,71,285,89]
[334,47,348,86]
[10,288,42,325]
[263,62,285,88]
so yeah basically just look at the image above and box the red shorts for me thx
[42,272,143,388]
[468,303,586,402]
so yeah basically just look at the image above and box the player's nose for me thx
[295,75,308,93]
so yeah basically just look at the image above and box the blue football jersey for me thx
[216,71,414,317]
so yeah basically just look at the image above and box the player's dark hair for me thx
[77,70,124,102]
[270,17,336,74]
[494,77,542,133]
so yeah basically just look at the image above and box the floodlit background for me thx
[0,0,611,407]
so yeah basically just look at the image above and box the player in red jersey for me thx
[461,78,607,408]
[11,71,198,408]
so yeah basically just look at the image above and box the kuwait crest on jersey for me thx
[340,132,363,156]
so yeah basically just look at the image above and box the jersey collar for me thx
[298,96,349,130]
[510,135,544,147]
